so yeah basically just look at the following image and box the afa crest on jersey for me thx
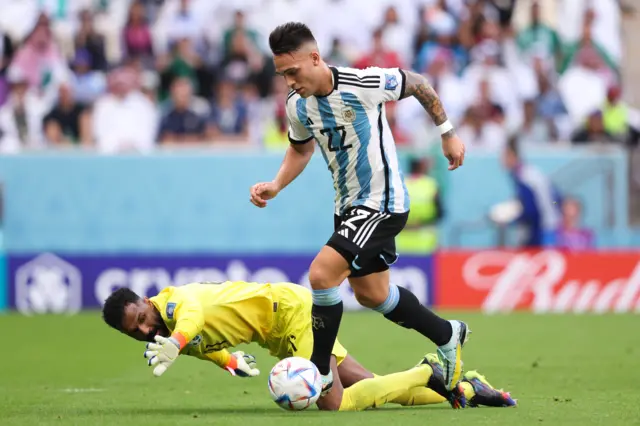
[342,106,356,123]
[384,74,398,90]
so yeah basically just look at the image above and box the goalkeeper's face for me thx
[122,299,170,342]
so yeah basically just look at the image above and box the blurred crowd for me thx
[0,0,635,154]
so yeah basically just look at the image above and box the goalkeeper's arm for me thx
[169,297,206,351]
[144,296,205,377]
[203,350,260,377]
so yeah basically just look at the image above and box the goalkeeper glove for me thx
[144,335,181,377]
[224,351,260,377]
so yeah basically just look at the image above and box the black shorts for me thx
[327,206,409,278]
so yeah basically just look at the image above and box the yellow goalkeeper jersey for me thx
[149,281,281,367]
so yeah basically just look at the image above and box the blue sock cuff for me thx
[373,284,400,314]
[312,287,342,306]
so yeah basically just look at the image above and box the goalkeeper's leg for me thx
[329,354,516,409]
[317,355,435,412]
[358,376,516,408]
[389,356,517,408]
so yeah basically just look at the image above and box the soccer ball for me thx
[268,357,323,411]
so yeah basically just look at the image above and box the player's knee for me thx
[309,263,340,290]
[308,266,329,289]
[309,246,350,290]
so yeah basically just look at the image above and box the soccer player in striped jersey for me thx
[249,22,468,395]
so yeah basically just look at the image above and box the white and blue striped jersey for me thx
[286,66,410,216]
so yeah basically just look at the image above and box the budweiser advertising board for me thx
[436,250,640,313]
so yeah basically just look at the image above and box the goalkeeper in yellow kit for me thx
[102,281,515,411]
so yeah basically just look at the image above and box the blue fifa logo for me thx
[384,74,398,90]
[166,302,176,319]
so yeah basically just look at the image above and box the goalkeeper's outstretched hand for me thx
[144,335,180,377]
[224,351,260,377]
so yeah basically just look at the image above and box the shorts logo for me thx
[384,74,398,91]
[341,106,356,123]
[166,302,176,319]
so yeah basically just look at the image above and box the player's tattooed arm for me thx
[400,70,455,139]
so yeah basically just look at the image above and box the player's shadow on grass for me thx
[77,406,452,417]
[74,407,321,417]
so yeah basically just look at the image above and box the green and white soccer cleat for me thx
[319,370,334,396]
[437,320,470,391]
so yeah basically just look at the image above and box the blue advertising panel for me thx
[7,253,433,313]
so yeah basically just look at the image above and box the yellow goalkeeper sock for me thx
[388,379,477,406]
[338,365,432,411]
[385,387,447,406]
[370,373,446,406]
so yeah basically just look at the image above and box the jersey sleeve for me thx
[286,98,313,144]
[360,67,407,104]
[168,291,205,348]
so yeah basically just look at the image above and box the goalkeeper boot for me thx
[462,370,517,407]
[437,320,470,391]
[418,353,466,409]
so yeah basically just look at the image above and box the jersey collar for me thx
[315,66,339,98]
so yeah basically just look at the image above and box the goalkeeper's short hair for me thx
[102,288,141,331]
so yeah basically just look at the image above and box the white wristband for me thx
[438,120,454,135]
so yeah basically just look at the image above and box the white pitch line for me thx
[61,388,105,393]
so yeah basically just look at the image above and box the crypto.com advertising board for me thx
[436,250,640,313]
[7,253,434,315]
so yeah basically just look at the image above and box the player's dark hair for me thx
[102,287,141,331]
[269,22,316,55]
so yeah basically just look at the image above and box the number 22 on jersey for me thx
[319,126,351,152]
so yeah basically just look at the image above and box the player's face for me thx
[121,300,169,342]
[274,49,321,98]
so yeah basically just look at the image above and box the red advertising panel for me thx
[436,250,640,313]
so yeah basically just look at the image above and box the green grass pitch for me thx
[1,311,638,425]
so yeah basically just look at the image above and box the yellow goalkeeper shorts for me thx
[267,282,348,366]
